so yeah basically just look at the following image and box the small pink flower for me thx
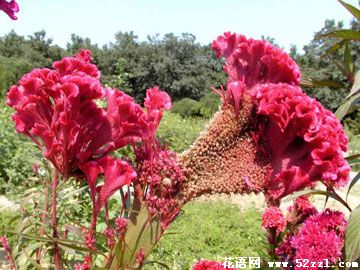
[262,207,286,233]
[0,0,19,20]
[104,227,116,249]
[74,255,90,270]
[135,248,145,265]
[286,196,317,225]
[83,229,96,250]
[115,217,127,239]
[192,259,237,270]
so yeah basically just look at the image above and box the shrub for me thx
[197,91,221,118]
[172,98,201,118]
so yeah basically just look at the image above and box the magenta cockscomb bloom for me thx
[179,33,349,201]
[6,50,147,177]
[79,155,137,226]
[144,86,172,135]
[276,209,347,269]
[192,260,237,270]
[262,207,286,233]
[286,196,317,225]
[0,0,19,20]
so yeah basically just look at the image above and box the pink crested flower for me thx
[0,0,19,20]
[262,207,286,233]
[144,86,172,137]
[179,33,349,201]
[106,88,148,148]
[6,50,148,177]
[252,83,350,197]
[211,32,301,109]
[79,155,137,226]
[286,196,317,225]
[192,259,237,270]
[276,209,347,269]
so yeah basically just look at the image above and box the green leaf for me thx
[347,70,360,98]
[344,42,353,76]
[322,39,347,57]
[335,94,360,120]
[345,205,360,264]
[107,199,162,269]
[321,29,360,41]
[286,189,340,202]
[300,78,344,89]
[144,260,171,269]
[347,172,360,202]
[338,0,360,22]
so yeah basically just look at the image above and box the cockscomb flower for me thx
[144,86,172,137]
[179,33,349,201]
[262,207,286,233]
[286,196,317,225]
[6,50,148,177]
[79,155,137,229]
[276,209,347,268]
[192,259,238,270]
[0,0,19,20]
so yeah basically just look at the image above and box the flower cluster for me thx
[0,0,19,20]
[0,236,14,269]
[6,50,184,267]
[286,196,317,225]
[179,32,349,201]
[275,207,347,269]
[262,207,286,234]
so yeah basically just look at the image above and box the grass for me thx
[145,201,270,270]
[157,112,207,153]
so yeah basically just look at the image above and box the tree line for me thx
[0,18,359,110]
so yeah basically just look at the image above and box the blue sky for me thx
[0,0,358,52]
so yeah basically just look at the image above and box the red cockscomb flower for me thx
[276,209,347,269]
[286,195,317,225]
[79,155,137,227]
[179,33,349,201]
[262,207,286,233]
[6,50,147,177]
[0,0,19,20]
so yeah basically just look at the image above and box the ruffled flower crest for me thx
[179,32,349,201]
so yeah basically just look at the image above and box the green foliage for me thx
[197,91,221,118]
[0,103,42,194]
[145,202,269,270]
[345,205,360,263]
[157,112,206,153]
[172,98,201,118]
[172,92,221,118]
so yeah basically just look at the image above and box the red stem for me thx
[36,181,49,263]
[51,169,62,270]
